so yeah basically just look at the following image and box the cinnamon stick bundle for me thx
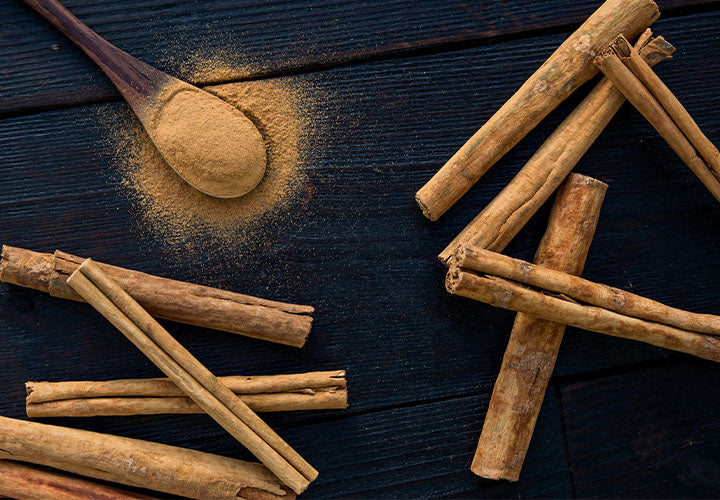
[415,0,659,221]
[456,246,720,337]
[0,416,293,500]
[594,36,720,201]
[614,35,720,181]
[66,260,317,494]
[27,371,348,417]
[472,174,606,481]
[438,31,674,263]
[0,460,156,500]
[446,264,720,363]
[0,245,313,347]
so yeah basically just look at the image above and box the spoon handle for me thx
[22,0,165,113]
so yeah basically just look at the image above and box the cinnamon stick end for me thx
[564,173,608,192]
[470,460,520,482]
[445,266,463,295]
[415,192,438,221]
[0,245,55,293]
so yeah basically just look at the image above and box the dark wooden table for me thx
[1,1,719,497]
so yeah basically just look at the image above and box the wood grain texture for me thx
[560,360,720,497]
[0,0,715,114]
[0,1,719,497]
[262,391,573,498]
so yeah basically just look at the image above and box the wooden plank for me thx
[1,4,720,496]
[560,360,720,497]
[0,0,714,114]
[53,391,569,498]
[1,10,720,421]
[287,391,572,498]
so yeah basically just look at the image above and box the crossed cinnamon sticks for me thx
[1,245,343,495]
[448,174,720,481]
[65,259,317,494]
[417,0,720,484]
[0,245,313,347]
[0,249,347,497]
[447,244,720,363]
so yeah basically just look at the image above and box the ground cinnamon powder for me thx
[104,65,319,256]
[148,80,267,198]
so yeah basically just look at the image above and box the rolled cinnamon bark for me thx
[415,0,659,221]
[0,416,293,500]
[446,270,720,362]
[66,260,317,494]
[471,174,606,481]
[594,39,720,201]
[438,32,674,262]
[613,35,720,181]
[456,246,720,336]
[26,371,348,417]
[0,245,313,347]
[0,460,156,500]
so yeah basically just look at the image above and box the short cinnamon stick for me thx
[456,246,720,337]
[415,0,659,221]
[0,416,293,500]
[0,460,156,500]
[471,174,606,481]
[446,270,720,363]
[438,32,674,262]
[66,260,317,494]
[614,34,720,181]
[26,371,348,417]
[0,245,313,347]
[594,38,720,201]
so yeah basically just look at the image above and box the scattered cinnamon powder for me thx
[148,80,267,198]
[102,62,321,258]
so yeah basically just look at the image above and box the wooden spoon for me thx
[22,0,267,199]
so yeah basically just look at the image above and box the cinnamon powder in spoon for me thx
[104,71,320,254]
[149,80,267,198]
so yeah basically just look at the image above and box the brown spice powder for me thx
[105,69,318,256]
[148,80,267,198]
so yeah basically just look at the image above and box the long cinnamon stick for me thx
[471,174,606,481]
[457,246,720,337]
[26,371,348,417]
[438,32,674,262]
[415,0,659,221]
[594,39,720,201]
[0,245,313,347]
[0,460,156,500]
[0,416,293,500]
[614,34,720,181]
[66,260,317,494]
[446,270,720,362]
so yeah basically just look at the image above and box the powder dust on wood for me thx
[103,61,322,257]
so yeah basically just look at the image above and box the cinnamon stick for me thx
[438,32,674,262]
[594,38,720,201]
[415,0,660,221]
[471,174,606,481]
[456,246,720,337]
[0,245,313,347]
[0,416,293,500]
[66,260,317,494]
[26,371,348,417]
[0,460,156,500]
[614,34,720,182]
[446,270,720,363]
